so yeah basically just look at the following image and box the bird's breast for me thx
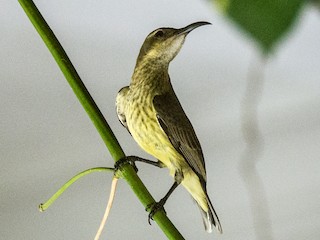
[125,90,184,172]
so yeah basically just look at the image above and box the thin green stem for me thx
[18,0,184,239]
[39,167,114,212]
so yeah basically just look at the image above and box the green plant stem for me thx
[18,0,184,239]
[39,167,114,211]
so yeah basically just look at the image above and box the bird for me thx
[115,21,222,234]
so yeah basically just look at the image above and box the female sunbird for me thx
[116,21,222,233]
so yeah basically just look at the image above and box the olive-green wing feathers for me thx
[153,88,207,183]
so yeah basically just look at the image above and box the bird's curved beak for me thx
[176,21,211,36]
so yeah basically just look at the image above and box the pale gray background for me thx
[1,1,320,239]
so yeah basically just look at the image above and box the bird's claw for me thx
[146,201,166,225]
[114,156,138,173]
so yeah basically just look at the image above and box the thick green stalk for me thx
[18,0,184,239]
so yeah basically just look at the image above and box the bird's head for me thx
[136,21,211,66]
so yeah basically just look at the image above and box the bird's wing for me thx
[153,87,207,183]
[116,86,130,133]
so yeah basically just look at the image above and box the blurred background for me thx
[1,0,320,239]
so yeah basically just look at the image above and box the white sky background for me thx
[1,1,320,239]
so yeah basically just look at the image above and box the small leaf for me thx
[214,0,305,54]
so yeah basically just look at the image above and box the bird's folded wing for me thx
[153,89,207,183]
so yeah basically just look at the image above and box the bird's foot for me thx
[114,156,139,173]
[146,199,167,225]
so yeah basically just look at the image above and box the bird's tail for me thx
[198,193,223,234]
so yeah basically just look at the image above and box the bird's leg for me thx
[146,170,183,224]
[114,156,164,173]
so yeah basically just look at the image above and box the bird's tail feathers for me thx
[198,193,223,234]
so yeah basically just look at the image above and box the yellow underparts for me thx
[126,100,208,211]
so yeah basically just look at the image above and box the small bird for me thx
[116,21,222,233]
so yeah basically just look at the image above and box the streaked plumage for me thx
[116,22,222,233]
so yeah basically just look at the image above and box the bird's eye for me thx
[154,30,164,38]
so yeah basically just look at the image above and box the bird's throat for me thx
[131,58,170,93]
